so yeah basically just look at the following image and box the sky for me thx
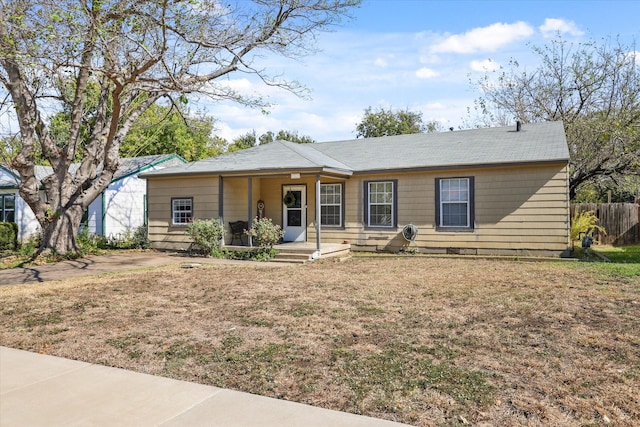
[204,0,640,143]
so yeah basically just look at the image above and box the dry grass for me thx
[1,257,639,426]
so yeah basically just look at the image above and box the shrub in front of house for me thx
[187,219,225,256]
[0,222,18,251]
[246,217,284,250]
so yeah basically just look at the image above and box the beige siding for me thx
[146,162,570,256]
[147,176,218,250]
[309,163,570,256]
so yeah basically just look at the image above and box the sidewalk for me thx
[0,347,408,427]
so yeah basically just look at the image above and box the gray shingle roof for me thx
[141,121,569,178]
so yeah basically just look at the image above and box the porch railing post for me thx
[315,174,321,257]
[247,177,253,247]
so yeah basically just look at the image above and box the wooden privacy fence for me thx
[571,203,639,245]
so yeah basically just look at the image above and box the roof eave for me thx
[112,154,187,183]
[141,166,353,179]
[350,158,570,175]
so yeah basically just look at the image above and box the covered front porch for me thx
[219,170,351,258]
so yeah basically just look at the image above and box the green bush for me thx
[246,217,284,250]
[0,222,18,250]
[186,219,225,255]
[131,225,151,249]
[76,225,151,252]
[77,227,104,254]
[19,232,42,256]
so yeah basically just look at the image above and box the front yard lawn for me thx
[1,257,638,426]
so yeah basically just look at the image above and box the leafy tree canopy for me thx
[120,105,223,162]
[355,106,441,138]
[227,129,315,152]
[471,36,640,199]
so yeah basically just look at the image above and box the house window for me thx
[320,183,343,227]
[172,197,193,225]
[365,180,396,228]
[0,194,15,223]
[436,177,474,231]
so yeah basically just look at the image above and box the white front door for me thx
[283,185,306,242]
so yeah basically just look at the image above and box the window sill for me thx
[435,226,475,233]
[364,226,398,231]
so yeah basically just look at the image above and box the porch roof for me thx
[140,121,570,179]
[141,139,354,178]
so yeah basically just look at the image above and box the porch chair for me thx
[229,221,249,245]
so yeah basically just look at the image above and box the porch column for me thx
[219,176,224,247]
[315,174,321,256]
[247,177,253,247]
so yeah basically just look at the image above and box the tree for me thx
[472,37,640,199]
[355,106,434,138]
[227,129,315,152]
[227,131,259,153]
[120,105,223,161]
[0,0,359,255]
[259,129,315,145]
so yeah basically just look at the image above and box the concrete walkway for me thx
[0,347,408,427]
[0,251,290,286]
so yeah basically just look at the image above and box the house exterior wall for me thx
[86,197,102,236]
[94,157,187,238]
[146,162,570,256]
[313,163,570,256]
[98,174,147,238]
[147,176,219,250]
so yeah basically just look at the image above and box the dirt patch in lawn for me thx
[1,257,639,426]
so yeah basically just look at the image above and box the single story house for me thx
[0,154,186,241]
[141,121,571,257]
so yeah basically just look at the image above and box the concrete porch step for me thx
[273,252,313,264]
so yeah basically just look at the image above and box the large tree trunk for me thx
[39,205,86,255]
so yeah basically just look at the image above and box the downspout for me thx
[219,176,224,247]
[101,192,105,236]
[315,174,321,258]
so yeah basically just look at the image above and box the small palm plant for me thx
[570,210,606,251]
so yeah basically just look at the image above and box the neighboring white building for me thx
[0,154,186,242]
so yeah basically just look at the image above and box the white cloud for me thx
[419,53,441,65]
[470,59,501,72]
[415,67,439,79]
[430,22,534,54]
[539,18,584,38]
[374,57,388,67]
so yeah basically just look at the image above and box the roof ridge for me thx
[276,140,353,170]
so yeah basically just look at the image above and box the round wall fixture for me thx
[402,223,418,241]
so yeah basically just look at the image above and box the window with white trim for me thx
[366,180,396,228]
[436,177,474,230]
[0,194,15,223]
[172,197,193,225]
[320,183,343,227]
